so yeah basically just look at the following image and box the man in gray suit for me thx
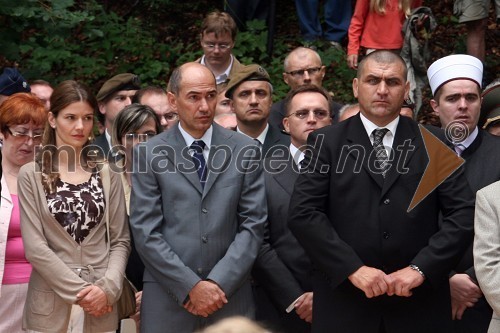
[130,62,267,333]
[428,54,500,332]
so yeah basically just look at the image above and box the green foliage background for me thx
[0,0,355,103]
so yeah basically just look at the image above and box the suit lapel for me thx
[162,126,203,194]
[271,151,299,196]
[346,115,384,188]
[381,118,419,197]
[203,124,234,197]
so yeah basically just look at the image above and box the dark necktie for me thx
[191,140,207,188]
[372,128,390,177]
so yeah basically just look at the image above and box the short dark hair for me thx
[112,103,162,147]
[283,85,333,116]
[357,50,408,80]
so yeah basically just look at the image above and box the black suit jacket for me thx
[253,150,312,333]
[262,124,290,158]
[288,114,475,333]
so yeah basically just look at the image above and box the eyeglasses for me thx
[202,42,232,50]
[286,110,330,120]
[6,127,44,143]
[163,113,179,121]
[124,133,156,143]
[285,67,323,78]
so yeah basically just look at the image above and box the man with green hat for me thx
[226,64,289,157]
[94,73,141,157]
[481,79,500,137]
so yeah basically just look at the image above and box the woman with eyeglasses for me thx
[17,80,130,333]
[0,93,47,333]
[111,103,162,331]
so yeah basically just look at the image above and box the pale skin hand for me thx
[348,266,391,298]
[450,273,482,320]
[294,292,313,323]
[347,54,359,70]
[386,267,424,297]
[76,285,112,317]
[183,280,228,317]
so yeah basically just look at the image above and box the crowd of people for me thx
[0,4,499,333]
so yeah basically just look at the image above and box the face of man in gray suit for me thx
[168,63,218,138]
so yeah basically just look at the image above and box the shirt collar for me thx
[200,55,234,85]
[359,113,399,142]
[236,123,269,146]
[289,143,305,166]
[455,126,478,149]
[178,123,213,149]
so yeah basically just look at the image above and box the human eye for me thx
[256,90,268,98]
[386,78,401,86]
[466,94,479,102]
[295,110,308,119]
[446,95,459,102]
[307,67,320,75]
[207,92,217,100]
[291,69,304,77]
[188,94,199,102]
[219,44,230,50]
[238,91,250,98]
[314,110,329,119]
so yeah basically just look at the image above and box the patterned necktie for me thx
[191,140,207,188]
[372,128,390,177]
[454,143,465,156]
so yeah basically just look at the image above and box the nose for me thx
[125,97,133,106]
[160,117,168,127]
[377,81,388,95]
[75,118,84,129]
[458,96,467,110]
[307,111,317,123]
[199,97,210,112]
[303,71,311,82]
[249,92,259,105]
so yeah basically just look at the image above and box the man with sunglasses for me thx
[252,85,332,333]
[198,11,244,86]
[268,47,343,131]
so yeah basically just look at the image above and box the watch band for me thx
[409,264,426,278]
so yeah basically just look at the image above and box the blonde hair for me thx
[370,0,413,16]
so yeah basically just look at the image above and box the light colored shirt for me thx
[360,113,399,157]
[178,123,213,161]
[237,123,269,151]
[200,55,234,85]
[289,143,305,167]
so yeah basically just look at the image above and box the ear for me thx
[167,92,178,112]
[352,78,359,98]
[283,72,289,86]
[320,65,326,79]
[430,99,439,114]
[48,112,56,128]
[283,116,290,134]
[98,102,106,115]
[404,81,410,101]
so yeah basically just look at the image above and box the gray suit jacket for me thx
[474,181,500,333]
[130,123,267,333]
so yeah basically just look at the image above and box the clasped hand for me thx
[348,265,425,298]
[184,280,228,317]
[76,285,112,317]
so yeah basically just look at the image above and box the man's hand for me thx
[184,280,228,317]
[76,285,111,317]
[450,273,482,320]
[347,54,359,69]
[386,266,424,297]
[348,266,391,298]
[294,292,313,323]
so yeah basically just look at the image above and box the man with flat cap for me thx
[94,73,141,158]
[288,50,474,333]
[130,62,266,333]
[225,64,289,157]
[428,54,500,333]
[0,68,31,106]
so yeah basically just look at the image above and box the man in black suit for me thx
[288,50,475,333]
[428,54,500,333]
[253,85,333,332]
[225,64,289,156]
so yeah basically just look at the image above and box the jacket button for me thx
[202,236,208,243]
[383,232,390,239]
[197,268,203,274]
[383,198,390,205]
[202,208,208,213]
